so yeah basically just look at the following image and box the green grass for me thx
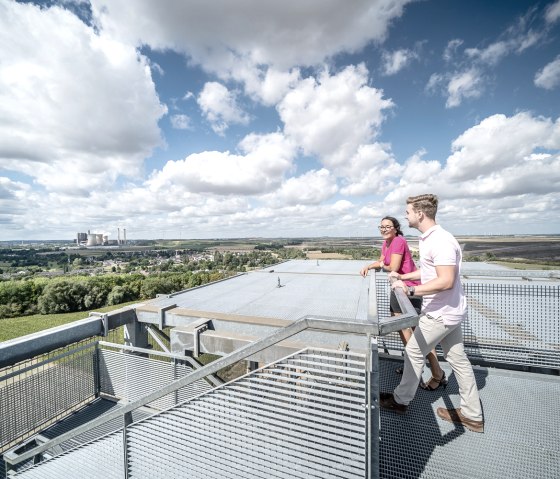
[0,301,138,343]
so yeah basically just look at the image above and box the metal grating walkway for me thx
[3,356,559,478]
[379,357,560,479]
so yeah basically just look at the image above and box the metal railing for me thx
[0,341,98,454]
[375,275,560,370]
[5,315,381,478]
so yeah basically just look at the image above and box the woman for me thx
[360,216,444,390]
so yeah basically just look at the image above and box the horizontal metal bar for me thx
[0,341,96,383]
[0,308,136,370]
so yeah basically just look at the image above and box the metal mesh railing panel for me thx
[125,349,368,479]
[375,278,560,369]
[463,283,560,368]
[11,430,124,479]
[98,348,212,409]
[0,342,97,453]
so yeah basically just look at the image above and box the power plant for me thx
[75,228,127,247]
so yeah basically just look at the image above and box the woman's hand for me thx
[360,265,370,277]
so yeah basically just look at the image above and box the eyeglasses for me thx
[378,225,394,231]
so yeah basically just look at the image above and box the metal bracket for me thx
[193,321,210,357]
[158,304,177,330]
[101,313,109,337]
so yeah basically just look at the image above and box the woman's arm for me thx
[385,253,403,272]
[360,255,385,277]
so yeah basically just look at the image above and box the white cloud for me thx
[546,0,560,23]
[89,0,413,99]
[534,55,560,90]
[264,168,338,206]
[426,68,485,108]
[445,69,484,108]
[170,114,193,130]
[430,6,550,108]
[400,149,442,184]
[197,82,250,135]
[385,113,560,214]
[278,64,394,167]
[443,39,463,62]
[465,41,509,65]
[381,48,418,76]
[339,143,402,196]
[240,66,301,106]
[444,112,560,181]
[0,1,166,195]
[148,132,295,195]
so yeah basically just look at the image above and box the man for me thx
[380,193,484,433]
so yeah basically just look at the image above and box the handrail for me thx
[5,314,379,467]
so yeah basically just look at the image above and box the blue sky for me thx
[1,0,559,240]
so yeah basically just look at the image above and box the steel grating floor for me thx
[0,398,153,479]
[379,357,560,479]
[2,360,559,479]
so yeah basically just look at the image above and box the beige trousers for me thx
[393,314,483,421]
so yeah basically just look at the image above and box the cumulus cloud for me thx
[197,82,251,135]
[264,168,338,206]
[238,65,301,106]
[89,0,413,98]
[445,68,484,108]
[148,132,295,195]
[385,112,560,217]
[428,69,484,108]
[278,64,394,167]
[534,55,560,90]
[0,1,166,195]
[381,48,419,75]
[339,143,403,196]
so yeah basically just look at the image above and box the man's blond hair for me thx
[407,194,438,220]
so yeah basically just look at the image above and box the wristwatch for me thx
[407,286,415,296]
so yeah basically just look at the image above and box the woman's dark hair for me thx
[382,216,403,236]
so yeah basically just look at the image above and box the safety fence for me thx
[0,341,97,454]
[375,276,560,370]
[7,348,372,479]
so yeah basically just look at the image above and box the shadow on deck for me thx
[379,357,559,479]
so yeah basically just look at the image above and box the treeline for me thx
[0,271,227,319]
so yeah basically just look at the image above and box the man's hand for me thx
[391,279,408,294]
[360,265,369,277]
[388,271,400,280]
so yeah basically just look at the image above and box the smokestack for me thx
[118,228,121,245]
[123,228,127,245]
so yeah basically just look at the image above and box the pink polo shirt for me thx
[419,225,467,324]
[382,235,420,286]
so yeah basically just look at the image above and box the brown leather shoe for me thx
[437,407,484,433]
[380,393,407,415]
